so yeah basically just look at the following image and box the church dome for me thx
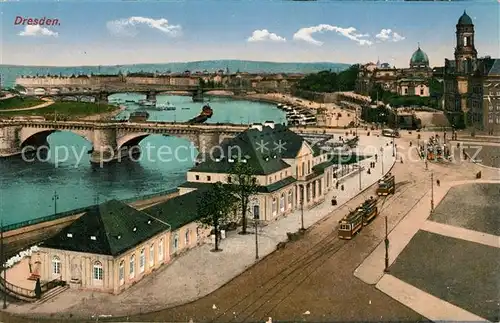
[458,10,473,26]
[410,46,429,67]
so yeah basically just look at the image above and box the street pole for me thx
[254,219,259,260]
[431,173,434,212]
[52,191,59,215]
[384,216,389,273]
[358,156,362,191]
[381,148,384,175]
[1,219,6,309]
[300,186,305,231]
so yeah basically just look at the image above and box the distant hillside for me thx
[0,60,351,88]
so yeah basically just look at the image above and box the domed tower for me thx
[454,10,477,68]
[410,45,429,69]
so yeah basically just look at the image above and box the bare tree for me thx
[197,182,235,252]
[228,162,259,234]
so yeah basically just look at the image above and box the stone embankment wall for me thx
[4,190,180,257]
[291,89,339,103]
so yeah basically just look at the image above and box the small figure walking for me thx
[375,154,378,162]
[436,179,440,187]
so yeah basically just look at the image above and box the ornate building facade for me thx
[443,11,500,132]
[355,46,433,97]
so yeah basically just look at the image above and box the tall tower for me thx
[454,10,477,72]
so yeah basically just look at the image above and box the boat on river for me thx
[187,104,213,124]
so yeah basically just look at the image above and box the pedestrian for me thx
[375,154,378,162]
[341,184,344,191]
[436,179,440,186]
[336,182,339,189]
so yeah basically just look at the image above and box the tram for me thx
[338,197,379,239]
[382,128,400,138]
[376,173,395,196]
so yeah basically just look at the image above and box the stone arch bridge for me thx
[0,120,248,164]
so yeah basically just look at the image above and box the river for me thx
[0,94,285,226]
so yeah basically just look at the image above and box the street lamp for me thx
[358,155,362,191]
[430,173,434,212]
[384,216,389,273]
[380,147,384,175]
[251,197,260,260]
[52,191,59,215]
[300,185,305,231]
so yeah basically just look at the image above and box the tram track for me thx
[251,182,429,323]
[210,169,421,322]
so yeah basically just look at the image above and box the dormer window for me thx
[147,220,152,225]
[133,227,137,232]
[66,233,73,238]
[90,236,96,240]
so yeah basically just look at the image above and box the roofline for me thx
[137,208,172,232]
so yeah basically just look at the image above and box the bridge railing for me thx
[3,188,180,233]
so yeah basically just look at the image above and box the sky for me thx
[0,0,498,68]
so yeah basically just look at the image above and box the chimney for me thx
[263,121,275,129]
[250,123,263,131]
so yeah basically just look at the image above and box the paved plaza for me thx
[390,230,500,322]
[3,134,397,318]
[356,179,500,322]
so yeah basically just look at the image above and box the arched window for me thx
[129,255,135,278]
[139,249,145,273]
[280,193,285,212]
[158,238,164,261]
[272,197,277,216]
[149,244,155,267]
[52,256,61,275]
[174,234,179,251]
[119,260,125,285]
[93,261,103,281]
[185,229,190,246]
[288,190,293,207]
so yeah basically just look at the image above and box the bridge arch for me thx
[20,128,94,150]
[116,132,200,151]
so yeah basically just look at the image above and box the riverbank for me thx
[77,104,125,121]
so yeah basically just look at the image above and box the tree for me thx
[197,182,235,252]
[228,162,259,234]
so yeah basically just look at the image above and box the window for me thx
[420,88,424,95]
[312,182,316,198]
[52,256,61,275]
[301,162,305,176]
[463,36,467,46]
[185,229,190,245]
[490,105,494,111]
[497,105,500,111]
[93,261,103,281]
[119,260,124,285]
[307,161,311,174]
[149,245,155,267]
[174,234,179,251]
[195,175,199,180]
[139,248,145,273]
[272,197,277,216]
[280,193,285,212]
[207,176,211,181]
[497,116,500,124]
[288,190,293,207]
[158,238,164,261]
[319,180,322,196]
[489,118,494,124]
[196,227,200,240]
[404,88,408,94]
[129,255,135,278]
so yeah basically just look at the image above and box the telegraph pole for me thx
[52,191,59,215]
[431,173,434,212]
[1,219,6,309]
[384,216,389,273]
